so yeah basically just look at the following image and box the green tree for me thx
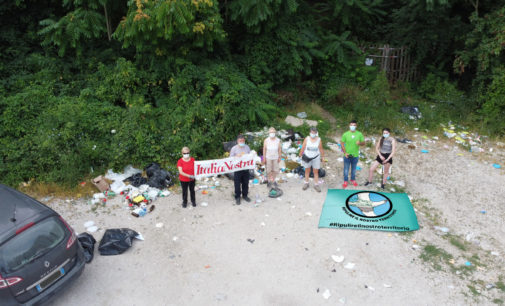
[114,0,226,54]
[38,0,112,56]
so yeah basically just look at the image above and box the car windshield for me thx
[0,217,65,273]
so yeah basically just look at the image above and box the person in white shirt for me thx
[263,127,282,188]
[299,127,325,192]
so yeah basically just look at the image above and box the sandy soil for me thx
[42,132,504,306]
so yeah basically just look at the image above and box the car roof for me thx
[0,184,55,245]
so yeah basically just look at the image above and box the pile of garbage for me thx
[441,122,488,153]
[90,164,174,217]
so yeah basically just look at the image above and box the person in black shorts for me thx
[364,128,396,189]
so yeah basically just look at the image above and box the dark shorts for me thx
[376,153,393,164]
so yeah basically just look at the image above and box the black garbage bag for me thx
[78,233,96,263]
[147,169,174,189]
[98,228,139,256]
[126,173,148,187]
[144,162,161,178]
[293,166,305,176]
[310,167,326,178]
[401,106,422,119]
[292,166,326,178]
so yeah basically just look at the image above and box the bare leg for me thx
[304,167,311,183]
[314,169,319,184]
[383,163,392,184]
[368,161,380,182]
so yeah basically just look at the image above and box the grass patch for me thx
[420,244,453,271]
[467,285,481,296]
[446,234,468,251]
[496,280,505,292]
[18,179,98,200]
[493,299,504,305]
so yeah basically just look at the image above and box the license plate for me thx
[36,268,65,292]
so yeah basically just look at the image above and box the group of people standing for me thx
[176,120,396,208]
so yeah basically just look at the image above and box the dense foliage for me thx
[1,0,504,186]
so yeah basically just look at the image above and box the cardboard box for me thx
[92,175,109,192]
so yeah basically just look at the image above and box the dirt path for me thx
[43,132,504,305]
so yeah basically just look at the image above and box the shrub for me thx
[480,70,505,136]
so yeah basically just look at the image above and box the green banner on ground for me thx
[318,189,419,232]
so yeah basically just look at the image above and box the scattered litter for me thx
[159,190,170,197]
[215,293,227,301]
[322,289,331,300]
[339,297,346,304]
[383,284,392,288]
[84,221,95,228]
[297,112,307,119]
[412,244,420,250]
[493,164,501,169]
[201,202,208,207]
[260,222,266,226]
[421,149,429,153]
[344,262,355,269]
[247,239,255,244]
[305,212,312,216]
[480,210,486,214]
[204,265,211,269]
[331,255,345,263]
[155,223,163,228]
[434,226,449,233]
[365,285,375,292]
[173,236,179,241]
[465,261,472,266]
[87,226,98,233]
[491,251,500,256]
[486,284,495,290]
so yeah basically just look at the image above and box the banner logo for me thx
[346,191,392,218]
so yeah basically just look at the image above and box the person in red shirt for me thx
[177,146,196,208]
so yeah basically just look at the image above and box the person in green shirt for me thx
[340,120,365,188]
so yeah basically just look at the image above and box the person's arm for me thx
[263,139,267,164]
[376,139,385,161]
[357,133,365,146]
[178,166,193,179]
[318,139,325,162]
[278,140,282,163]
[299,138,308,156]
[340,135,348,157]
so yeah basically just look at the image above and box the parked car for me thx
[0,184,85,305]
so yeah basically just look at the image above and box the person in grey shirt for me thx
[230,134,252,205]
[364,128,396,189]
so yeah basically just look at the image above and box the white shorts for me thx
[302,156,321,169]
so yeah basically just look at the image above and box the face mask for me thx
[310,133,317,138]
[350,126,356,131]
[239,143,245,147]
[269,133,275,138]
[183,153,190,158]
[383,133,390,138]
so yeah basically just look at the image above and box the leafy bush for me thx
[479,70,505,136]
[0,59,278,186]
